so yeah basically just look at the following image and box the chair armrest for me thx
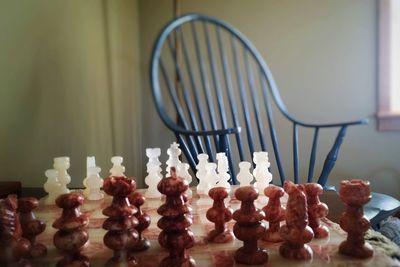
[167,123,241,137]
[295,118,369,128]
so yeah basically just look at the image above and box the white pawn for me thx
[216,153,231,190]
[83,156,96,196]
[53,157,71,194]
[146,148,162,179]
[85,166,104,200]
[166,142,182,176]
[177,162,193,197]
[110,156,126,176]
[253,151,273,192]
[145,163,162,198]
[236,161,254,186]
[204,162,218,193]
[196,153,209,195]
[44,169,62,202]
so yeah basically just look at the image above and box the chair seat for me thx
[365,192,400,228]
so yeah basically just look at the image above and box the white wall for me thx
[138,0,400,198]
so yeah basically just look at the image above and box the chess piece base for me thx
[313,225,329,239]
[159,256,196,267]
[130,238,151,252]
[263,229,283,242]
[279,243,313,261]
[56,254,89,267]
[206,229,234,243]
[234,247,268,265]
[105,251,138,267]
[339,240,373,259]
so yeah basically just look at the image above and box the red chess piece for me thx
[18,197,47,257]
[128,191,151,251]
[103,176,139,267]
[339,179,373,258]
[233,186,268,265]
[206,187,233,243]
[279,181,314,261]
[53,193,89,267]
[157,167,196,267]
[0,195,31,266]
[304,183,329,239]
[262,185,285,242]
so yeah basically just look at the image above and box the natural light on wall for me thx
[378,0,400,130]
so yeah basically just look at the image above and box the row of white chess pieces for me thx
[43,141,273,201]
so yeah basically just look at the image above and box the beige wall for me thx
[138,0,400,198]
[0,0,142,188]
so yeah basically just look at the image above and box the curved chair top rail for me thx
[150,13,368,186]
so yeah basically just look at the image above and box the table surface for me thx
[29,187,399,267]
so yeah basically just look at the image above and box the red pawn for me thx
[18,197,47,258]
[339,179,373,258]
[157,167,195,267]
[206,187,233,243]
[0,195,31,266]
[233,186,268,265]
[53,193,89,267]
[128,191,151,251]
[103,176,139,267]
[262,185,285,242]
[304,183,329,238]
[279,181,313,261]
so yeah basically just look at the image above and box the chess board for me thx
[30,188,398,267]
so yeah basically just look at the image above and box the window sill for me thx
[377,112,400,130]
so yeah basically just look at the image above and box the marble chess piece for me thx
[85,166,104,200]
[253,152,272,193]
[109,156,126,177]
[44,169,63,202]
[53,157,71,194]
[145,148,163,198]
[203,163,218,194]
[166,142,182,176]
[83,156,96,197]
[236,161,253,186]
[196,153,209,195]
[177,162,193,197]
[146,148,162,178]
[216,152,231,190]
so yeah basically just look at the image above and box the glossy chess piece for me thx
[253,152,272,192]
[103,176,139,267]
[0,195,32,266]
[339,179,373,258]
[128,191,151,251]
[18,197,47,258]
[233,186,268,265]
[206,187,234,243]
[53,193,89,267]
[304,183,329,238]
[262,185,285,242]
[53,157,71,194]
[279,181,314,261]
[157,167,196,267]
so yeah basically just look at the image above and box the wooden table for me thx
[27,187,399,267]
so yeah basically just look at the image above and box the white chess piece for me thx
[44,169,62,202]
[203,162,218,194]
[216,152,231,190]
[177,162,193,197]
[145,163,162,198]
[53,157,71,194]
[253,151,273,192]
[166,142,182,176]
[110,156,126,176]
[83,156,96,196]
[236,161,254,186]
[196,153,209,195]
[146,148,162,179]
[85,166,104,200]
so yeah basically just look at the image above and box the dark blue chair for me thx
[150,13,367,187]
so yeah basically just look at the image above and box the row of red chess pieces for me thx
[0,167,373,267]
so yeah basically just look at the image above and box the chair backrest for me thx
[150,13,366,186]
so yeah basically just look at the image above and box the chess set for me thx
[0,142,398,267]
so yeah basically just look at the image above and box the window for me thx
[378,0,400,130]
